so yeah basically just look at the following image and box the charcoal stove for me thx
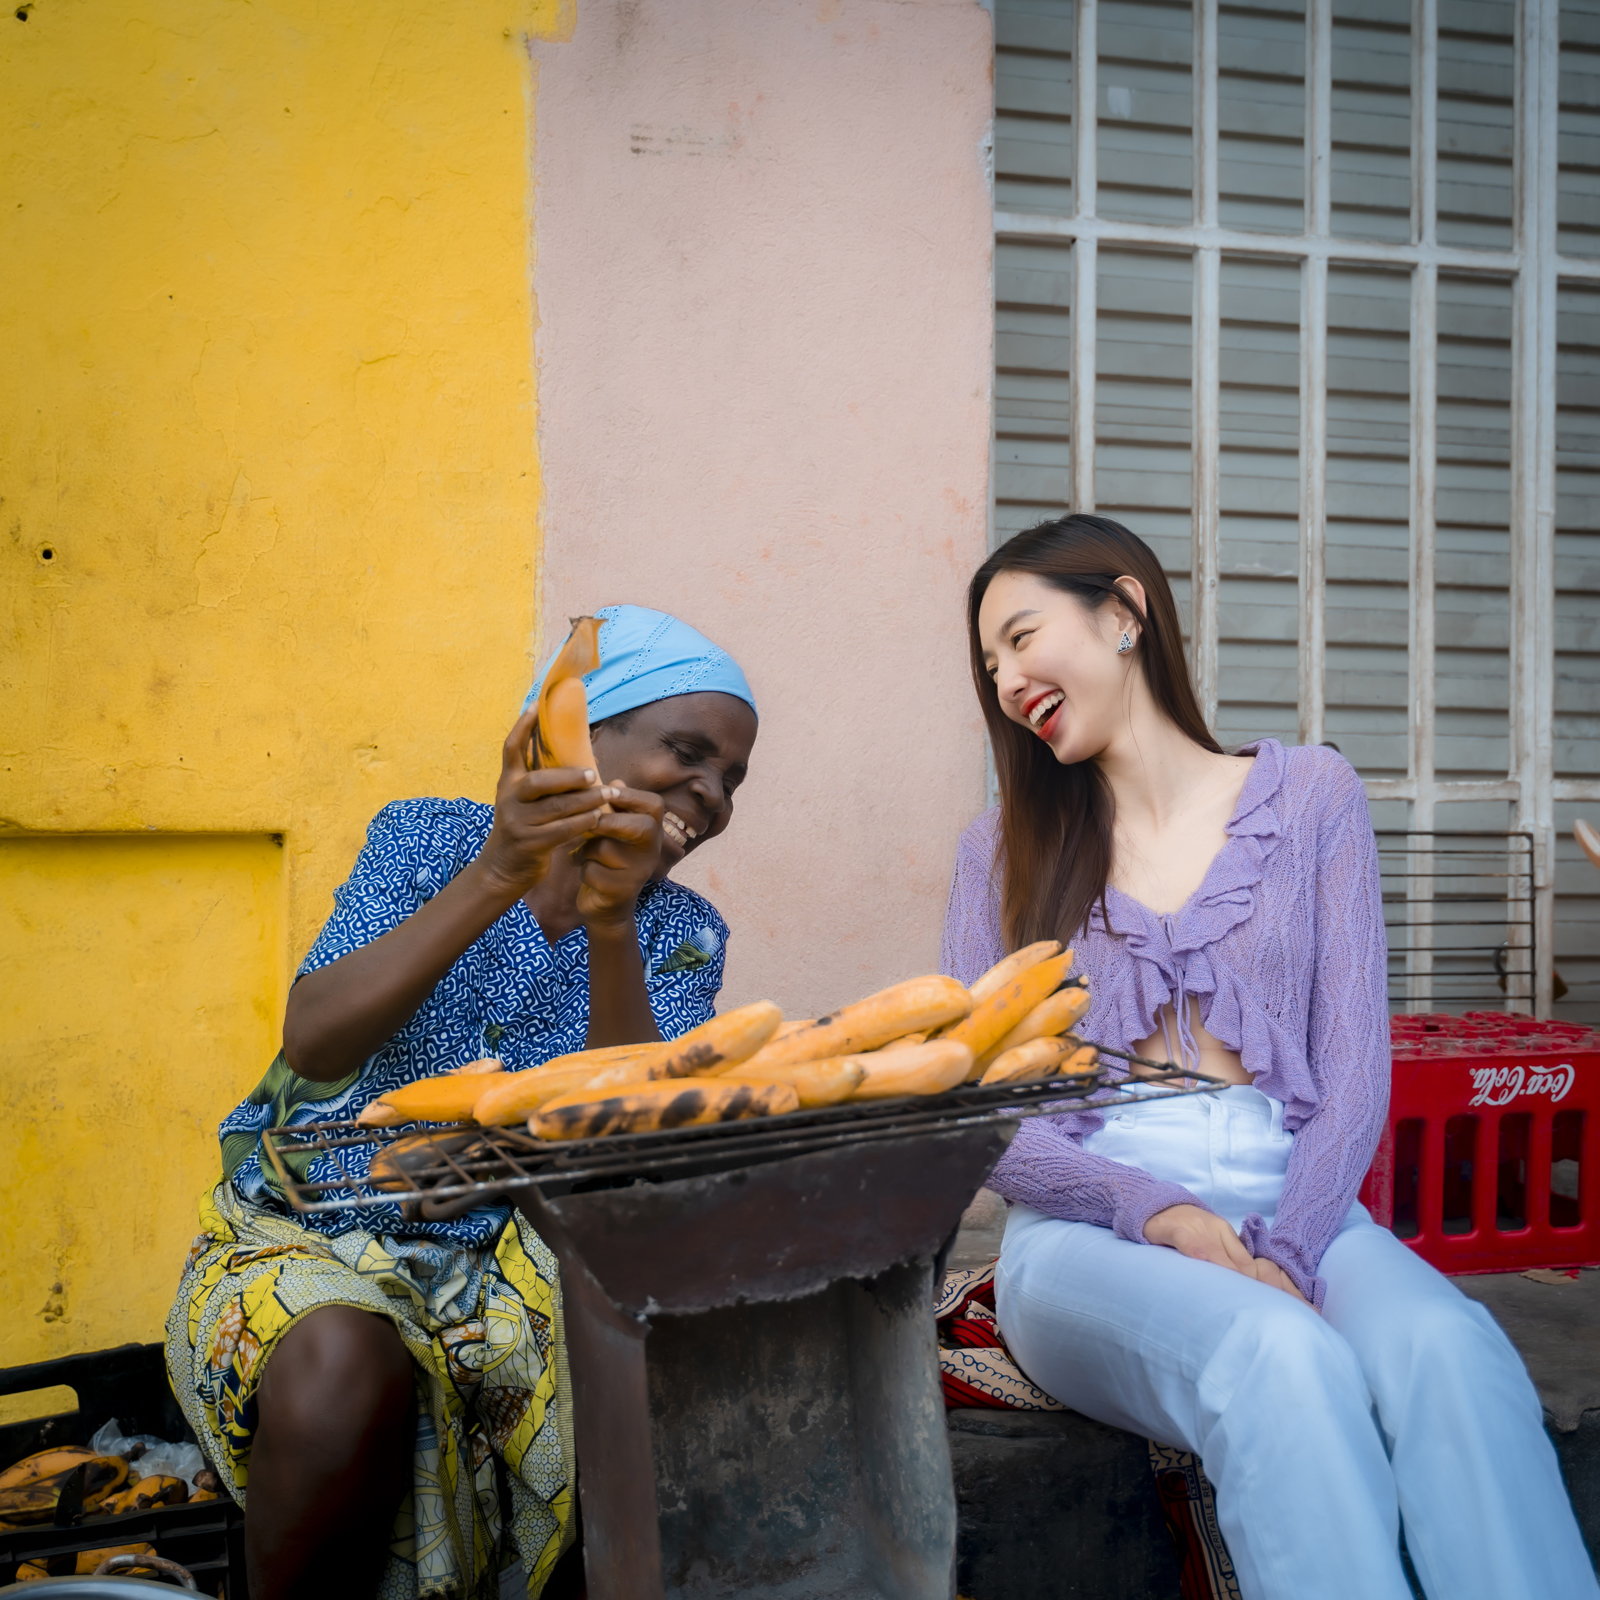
[266,1062,1221,1599]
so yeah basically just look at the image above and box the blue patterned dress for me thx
[218,797,729,1247]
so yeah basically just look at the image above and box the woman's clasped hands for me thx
[1144,1203,1309,1305]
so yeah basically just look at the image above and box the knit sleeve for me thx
[1239,761,1390,1308]
[986,1116,1214,1241]
[940,813,1007,985]
[943,809,1213,1237]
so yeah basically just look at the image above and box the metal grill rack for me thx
[258,1046,1227,1600]
[263,1049,1226,1218]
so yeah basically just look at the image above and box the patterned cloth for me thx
[219,796,728,1246]
[934,1263,1063,1411]
[936,1263,1239,1600]
[940,739,1390,1308]
[167,1183,573,1600]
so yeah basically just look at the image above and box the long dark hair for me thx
[967,515,1221,950]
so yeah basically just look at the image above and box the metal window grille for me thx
[993,0,1600,1018]
[1378,829,1536,1008]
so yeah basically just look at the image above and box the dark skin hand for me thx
[282,689,757,1075]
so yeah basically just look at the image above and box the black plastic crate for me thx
[0,1496,245,1592]
[0,1343,245,1595]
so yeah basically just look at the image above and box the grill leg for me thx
[518,1190,666,1600]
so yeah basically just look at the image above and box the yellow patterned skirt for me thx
[164,1183,574,1600]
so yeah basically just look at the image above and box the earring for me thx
[1117,630,1134,655]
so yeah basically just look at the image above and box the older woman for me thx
[166,606,758,1600]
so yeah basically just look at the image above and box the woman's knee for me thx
[1216,1295,1365,1406]
[258,1307,413,1445]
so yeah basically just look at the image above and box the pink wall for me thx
[531,0,995,1017]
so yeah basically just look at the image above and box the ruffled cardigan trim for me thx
[1076,740,1320,1127]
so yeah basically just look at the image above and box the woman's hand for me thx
[1144,1204,1311,1306]
[477,710,615,900]
[1144,1204,1257,1274]
[574,786,665,927]
[1247,1256,1309,1304]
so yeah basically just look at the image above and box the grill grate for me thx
[263,1048,1228,1217]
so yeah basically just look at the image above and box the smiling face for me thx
[977,570,1144,766]
[590,691,758,876]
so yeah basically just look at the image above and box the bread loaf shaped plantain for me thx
[938,952,1074,1080]
[972,982,1091,1074]
[728,977,970,1075]
[968,940,1064,1004]
[530,1077,798,1141]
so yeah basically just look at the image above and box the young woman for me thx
[166,606,759,1600]
[942,518,1595,1600]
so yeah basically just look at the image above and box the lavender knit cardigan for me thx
[940,739,1390,1309]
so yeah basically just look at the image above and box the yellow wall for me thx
[1,0,567,1367]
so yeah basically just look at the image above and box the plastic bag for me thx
[89,1418,207,1490]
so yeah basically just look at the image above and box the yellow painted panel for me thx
[0,1387,78,1427]
[0,835,286,1367]
[0,0,567,960]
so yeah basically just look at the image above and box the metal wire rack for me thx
[1378,830,1536,1013]
[263,1045,1228,1219]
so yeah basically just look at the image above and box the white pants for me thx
[994,1086,1597,1600]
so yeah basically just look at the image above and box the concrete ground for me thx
[946,1194,1600,1598]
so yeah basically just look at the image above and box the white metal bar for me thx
[1191,0,1220,725]
[1556,254,1600,283]
[1365,779,1523,803]
[1510,0,1559,1015]
[1405,0,1438,1009]
[995,210,1521,275]
[1069,0,1098,513]
[1298,0,1332,749]
[1554,781,1600,802]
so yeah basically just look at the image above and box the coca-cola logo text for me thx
[1467,1063,1577,1107]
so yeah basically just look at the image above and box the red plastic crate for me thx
[1358,1012,1600,1274]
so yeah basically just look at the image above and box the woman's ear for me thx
[1109,575,1148,644]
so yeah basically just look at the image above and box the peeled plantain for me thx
[717,1057,866,1108]
[968,941,1065,1004]
[530,1077,797,1141]
[368,1129,485,1194]
[980,1035,1099,1086]
[534,616,604,774]
[939,952,1074,1080]
[973,982,1092,1074]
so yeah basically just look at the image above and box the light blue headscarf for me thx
[522,605,758,724]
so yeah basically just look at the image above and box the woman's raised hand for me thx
[1144,1203,1310,1306]
[477,709,616,900]
[574,786,666,926]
